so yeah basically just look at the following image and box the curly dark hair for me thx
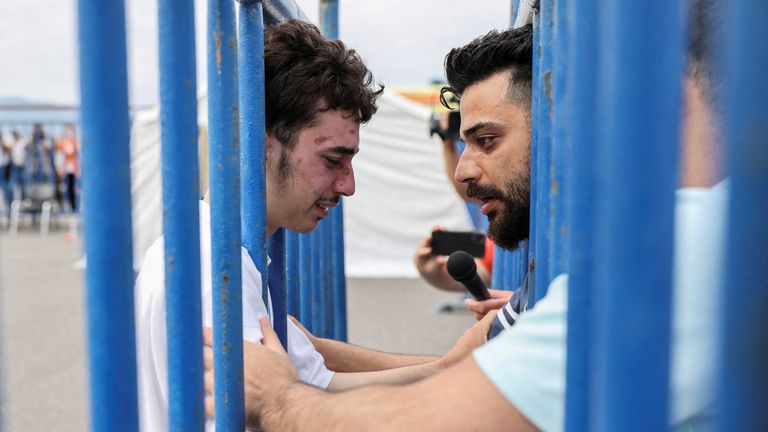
[441,24,533,111]
[264,20,383,149]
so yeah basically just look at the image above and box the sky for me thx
[0,0,513,106]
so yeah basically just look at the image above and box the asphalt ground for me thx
[0,221,474,431]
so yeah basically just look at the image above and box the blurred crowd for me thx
[0,123,80,214]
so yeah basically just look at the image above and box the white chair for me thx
[9,182,57,235]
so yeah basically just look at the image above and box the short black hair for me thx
[441,24,533,110]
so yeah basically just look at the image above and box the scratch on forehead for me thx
[314,135,331,145]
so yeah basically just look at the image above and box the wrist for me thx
[433,355,450,372]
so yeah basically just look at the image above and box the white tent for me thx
[129,90,472,278]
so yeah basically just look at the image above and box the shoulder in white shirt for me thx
[135,201,333,432]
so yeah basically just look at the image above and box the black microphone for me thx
[447,251,491,301]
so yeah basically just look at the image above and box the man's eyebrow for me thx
[462,121,501,139]
[326,146,359,156]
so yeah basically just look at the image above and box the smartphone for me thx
[431,230,486,258]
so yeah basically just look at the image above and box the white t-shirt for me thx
[0,136,9,166]
[473,182,727,431]
[135,201,334,432]
[10,136,26,166]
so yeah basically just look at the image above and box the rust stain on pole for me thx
[214,30,222,73]
[544,71,553,104]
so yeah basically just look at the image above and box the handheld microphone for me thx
[447,251,491,301]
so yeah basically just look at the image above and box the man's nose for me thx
[455,151,480,184]
[334,165,355,197]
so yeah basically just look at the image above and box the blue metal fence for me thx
[563,0,597,430]
[592,0,683,428]
[76,1,138,430]
[718,0,768,430]
[157,0,205,429]
[74,0,766,429]
[206,0,246,428]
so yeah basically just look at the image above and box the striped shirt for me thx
[487,269,530,339]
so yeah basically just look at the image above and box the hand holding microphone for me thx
[446,251,491,301]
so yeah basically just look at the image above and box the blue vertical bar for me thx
[564,0,597,430]
[499,249,510,290]
[527,10,540,308]
[330,213,347,340]
[317,222,329,337]
[549,0,569,277]
[510,0,518,28]
[718,0,768,430]
[320,0,347,341]
[298,233,314,331]
[508,249,519,290]
[592,0,683,430]
[320,0,339,38]
[310,230,322,333]
[76,0,138,430]
[504,249,517,291]
[518,240,528,286]
[490,244,504,290]
[207,0,245,429]
[238,0,269,312]
[317,227,329,338]
[533,0,553,303]
[268,228,288,346]
[327,223,337,338]
[158,0,205,430]
[285,230,301,318]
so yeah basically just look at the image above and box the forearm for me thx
[314,337,437,372]
[258,357,535,432]
[327,359,442,391]
[259,381,406,432]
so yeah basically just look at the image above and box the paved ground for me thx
[0,223,474,431]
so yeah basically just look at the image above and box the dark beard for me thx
[277,148,293,186]
[467,176,530,251]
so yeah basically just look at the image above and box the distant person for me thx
[28,123,56,183]
[9,130,28,201]
[1,133,10,209]
[413,224,493,294]
[414,110,499,302]
[56,124,80,211]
